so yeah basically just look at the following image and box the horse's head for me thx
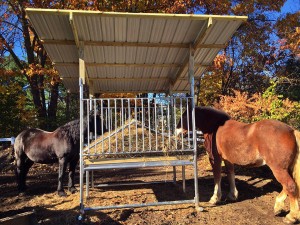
[88,114,107,136]
[176,109,192,136]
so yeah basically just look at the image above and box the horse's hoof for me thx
[274,209,284,217]
[18,192,26,197]
[69,187,77,194]
[208,197,219,205]
[58,191,67,197]
[226,192,238,202]
[283,215,296,224]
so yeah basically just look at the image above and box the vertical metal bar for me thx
[189,45,199,209]
[167,97,171,149]
[101,99,104,155]
[115,99,117,153]
[148,98,151,151]
[128,99,131,152]
[170,97,174,150]
[174,98,177,150]
[105,106,108,128]
[87,100,90,155]
[161,101,164,147]
[155,99,158,151]
[86,171,89,197]
[79,78,84,213]
[122,98,125,153]
[108,99,111,153]
[135,98,138,152]
[94,99,97,154]
[186,100,190,149]
[141,98,145,152]
[180,98,184,150]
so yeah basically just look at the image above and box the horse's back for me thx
[216,119,297,167]
[15,128,59,163]
[14,128,41,152]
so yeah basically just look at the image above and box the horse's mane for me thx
[192,106,231,134]
[55,117,88,142]
[195,106,231,121]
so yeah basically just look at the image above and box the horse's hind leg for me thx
[68,156,79,194]
[57,158,67,197]
[224,160,238,201]
[209,154,222,205]
[271,168,300,224]
[15,155,33,194]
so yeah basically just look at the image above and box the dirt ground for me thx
[0,146,295,225]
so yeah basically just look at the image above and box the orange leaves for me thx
[215,88,299,125]
[214,90,255,122]
[23,63,42,77]
[276,12,300,55]
[22,63,60,86]
[213,52,233,69]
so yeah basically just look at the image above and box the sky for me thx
[6,0,300,60]
[281,0,300,13]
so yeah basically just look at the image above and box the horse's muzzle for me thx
[175,128,187,136]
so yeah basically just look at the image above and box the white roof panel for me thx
[26,9,247,93]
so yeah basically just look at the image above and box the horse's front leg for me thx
[209,155,222,205]
[68,156,79,194]
[224,160,238,201]
[274,190,287,216]
[57,158,67,197]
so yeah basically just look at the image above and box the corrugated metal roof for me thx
[26,9,247,93]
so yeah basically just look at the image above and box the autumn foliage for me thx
[214,86,300,129]
[0,0,299,135]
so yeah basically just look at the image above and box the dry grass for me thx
[84,119,190,158]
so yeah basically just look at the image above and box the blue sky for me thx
[281,0,300,13]
[7,1,300,60]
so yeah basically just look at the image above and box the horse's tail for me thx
[292,130,300,197]
[10,144,15,163]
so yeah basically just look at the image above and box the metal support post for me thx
[79,42,85,214]
[86,171,90,197]
[79,78,84,214]
[189,44,201,210]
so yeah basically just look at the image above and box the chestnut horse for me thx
[176,106,300,224]
[14,115,105,196]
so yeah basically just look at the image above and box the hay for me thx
[84,119,191,158]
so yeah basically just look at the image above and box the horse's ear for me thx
[89,109,99,116]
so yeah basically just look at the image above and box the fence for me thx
[0,137,15,146]
[79,93,201,215]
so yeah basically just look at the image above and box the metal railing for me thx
[78,90,200,214]
[83,96,194,158]
[0,137,15,146]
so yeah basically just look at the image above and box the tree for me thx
[0,0,200,130]
[0,0,295,129]
[196,0,287,105]
[0,56,37,136]
[0,1,61,129]
[274,12,300,101]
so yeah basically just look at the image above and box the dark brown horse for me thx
[14,115,105,196]
[176,106,300,224]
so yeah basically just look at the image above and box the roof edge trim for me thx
[26,8,248,21]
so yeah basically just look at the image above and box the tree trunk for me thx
[48,82,59,129]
